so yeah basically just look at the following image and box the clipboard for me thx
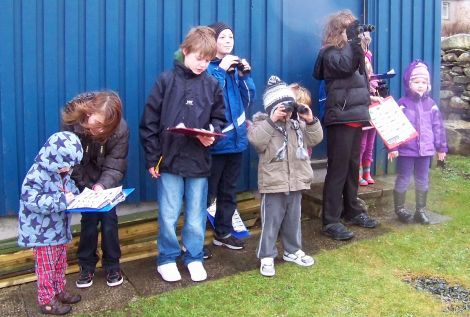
[66,188,135,213]
[167,127,224,137]
[368,96,418,150]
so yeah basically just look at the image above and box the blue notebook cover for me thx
[66,188,135,213]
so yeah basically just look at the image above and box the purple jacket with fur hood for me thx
[397,60,448,157]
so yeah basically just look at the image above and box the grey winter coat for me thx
[18,132,83,247]
[248,113,323,193]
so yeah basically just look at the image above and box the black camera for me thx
[227,59,250,75]
[283,101,309,115]
[356,23,375,33]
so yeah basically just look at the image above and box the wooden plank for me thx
[0,198,261,284]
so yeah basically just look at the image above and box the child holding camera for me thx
[313,10,378,241]
[248,76,323,277]
[206,22,256,250]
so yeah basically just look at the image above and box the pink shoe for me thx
[359,178,368,186]
[366,176,375,184]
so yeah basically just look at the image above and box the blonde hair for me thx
[289,83,312,106]
[322,10,356,49]
[62,91,122,143]
[180,26,217,60]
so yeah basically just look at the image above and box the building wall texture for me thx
[0,0,441,216]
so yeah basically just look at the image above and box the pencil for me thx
[154,156,163,174]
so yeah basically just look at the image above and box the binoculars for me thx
[356,23,375,33]
[284,101,309,115]
[227,59,250,75]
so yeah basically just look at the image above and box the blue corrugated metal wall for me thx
[0,0,440,216]
[367,0,441,175]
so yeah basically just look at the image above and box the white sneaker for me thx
[283,250,315,267]
[157,263,181,282]
[187,261,207,282]
[260,257,275,277]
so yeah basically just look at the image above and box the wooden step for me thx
[301,175,395,219]
[0,196,261,288]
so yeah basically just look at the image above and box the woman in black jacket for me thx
[62,91,129,288]
[313,10,378,241]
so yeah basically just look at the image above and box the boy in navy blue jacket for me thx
[140,26,226,282]
[206,22,256,250]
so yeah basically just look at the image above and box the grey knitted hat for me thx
[263,75,296,115]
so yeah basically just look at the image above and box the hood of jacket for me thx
[403,59,432,98]
[35,132,83,172]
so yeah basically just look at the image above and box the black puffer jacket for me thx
[139,61,226,177]
[313,43,371,126]
[63,119,129,190]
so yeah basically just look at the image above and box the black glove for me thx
[346,20,360,40]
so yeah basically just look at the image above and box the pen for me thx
[154,156,163,174]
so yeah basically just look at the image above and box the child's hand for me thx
[238,58,251,76]
[437,152,446,161]
[370,95,384,103]
[148,166,160,179]
[65,192,75,204]
[196,135,215,147]
[388,151,399,161]
[92,184,104,192]
[219,55,239,71]
[270,106,288,122]
[298,103,314,123]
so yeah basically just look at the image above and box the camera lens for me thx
[283,102,295,113]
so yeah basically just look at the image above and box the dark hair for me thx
[62,91,122,143]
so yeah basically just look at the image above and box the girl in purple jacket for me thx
[388,60,447,224]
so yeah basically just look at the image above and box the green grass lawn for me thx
[100,155,470,317]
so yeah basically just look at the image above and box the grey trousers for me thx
[257,191,302,259]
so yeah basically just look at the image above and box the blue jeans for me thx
[156,173,207,266]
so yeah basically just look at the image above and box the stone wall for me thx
[440,34,470,155]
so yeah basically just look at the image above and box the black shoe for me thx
[213,235,245,250]
[75,268,94,288]
[346,213,379,228]
[57,291,81,304]
[203,246,213,259]
[322,223,354,241]
[106,270,124,287]
[39,297,71,315]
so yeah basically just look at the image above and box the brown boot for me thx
[39,297,71,315]
[57,291,81,304]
